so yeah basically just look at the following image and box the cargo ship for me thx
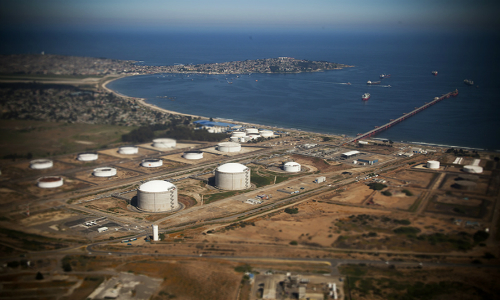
[379,74,391,79]
[362,93,370,101]
[464,79,474,86]
[367,80,381,85]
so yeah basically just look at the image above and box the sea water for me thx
[2,29,500,150]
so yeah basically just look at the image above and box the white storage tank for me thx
[463,165,483,174]
[30,159,53,170]
[93,167,117,177]
[426,160,440,169]
[152,138,176,149]
[283,161,301,172]
[118,146,139,155]
[217,142,241,153]
[245,128,259,134]
[231,131,246,138]
[230,136,240,142]
[183,151,204,160]
[141,158,163,168]
[77,153,98,161]
[248,133,261,140]
[215,163,251,190]
[37,176,63,188]
[152,224,159,241]
[260,130,274,138]
[137,180,178,212]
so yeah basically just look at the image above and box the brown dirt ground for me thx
[291,154,353,173]
[73,168,142,184]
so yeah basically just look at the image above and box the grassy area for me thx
[0,227,78,251]
[204,190,241,204]
[0,120,136,159]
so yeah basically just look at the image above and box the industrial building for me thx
[152,138,176,149]
[137,180,178,212]
[141,158,163,168]
[30,159,53,169]
[118,146,139,155]
[37,176,63,188]
[183,151,204,160]
[77,152,98,161]
[215,163,251,190]
[217,142,241,153]
[283,161,301,172]
[93,167,117,177]
[341,150,360,158]
[357,157,379,165]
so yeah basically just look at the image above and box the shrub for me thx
[234,264,252,273]
[402,189,413,196]
[381,191,392,196]
[473,230,489,243]
[35,272,44,280]
[284,207,299,214]
[290,241,298,245]
[368,183,387,190]
[393,227,421,235]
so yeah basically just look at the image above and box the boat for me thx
[464,79,474,86]
[362,93,370,101]
[380,74,391,79]
[432,71,438,76]
[367,80,381,85]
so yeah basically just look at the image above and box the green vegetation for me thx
[368,182,387,190]
[284,207,299,214]
[234,264,252,273]
[289,241,298,245]
[402,189,413,196]
[473,230,489,243]
[203,190,241,204]
[393,227,421,235]
[381,190,392,196]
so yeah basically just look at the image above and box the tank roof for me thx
[284,161,300,166]
[217,163,248,173]
[139,180,175,192]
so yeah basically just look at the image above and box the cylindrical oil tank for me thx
[426,160,440,169]
[283,161,301,172]
[30,159,53,170]
[141,158,163,168]
[77,153,98,161]
[152,138,176,148]
[183,151,203,160]
[118,146,138,155]
[137,180,178,212]
[215,163,251,190]
[230,136,240,142]
[37,176,63,188]
[231,131,246,138]
[93,167,117,177]
[463,165,483,174]
[260,130,274,138]
[248,133,261,140]
[217,142,241,153]
[245,128,259,134]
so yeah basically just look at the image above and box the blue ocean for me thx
[2,29,500,150]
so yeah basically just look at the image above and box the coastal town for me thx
[0,54,350,75]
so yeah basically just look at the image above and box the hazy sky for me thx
[1,0,498,32]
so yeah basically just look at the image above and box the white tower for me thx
[152,224,159,241]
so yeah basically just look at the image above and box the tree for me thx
[35,272,44,280]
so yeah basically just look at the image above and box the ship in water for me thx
[379,74,391,79]
[464,79,474,86]
[362,93,371,101]
[367,80,381,85]
[431,70,438,76]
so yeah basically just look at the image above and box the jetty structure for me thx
[348,90,458,143]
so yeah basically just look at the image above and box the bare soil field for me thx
[370,188,421,210]
[291,154,353,173]
[13,177,90,197]
[161,151,222,165]
[425,192,492,220]
[317,183,372,205]
[388,169,436,189]
[439,173,490,195]
[0,160,76,181]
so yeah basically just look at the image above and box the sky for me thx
[1,0,499,32]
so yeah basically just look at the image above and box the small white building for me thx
[97,227,108,233]
[315,176,326,183]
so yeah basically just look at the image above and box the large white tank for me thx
[463,165,483,174]
[152,138,176,149]
[283,161,301,172]
[30,159,53,169]
[93,167,117,177]
[260,130,274,138]
[77,153,98,161]
[217,142,241,153]
[245,128,259,134]
[183,151,203,160]
[37,176,63,188]
[152,224,159,241]
[141,158,163,168]
[248,133,261,140]
[231,131,246,138]
[215,163,251,190]
[426,160,440,169]
[118,146,138,155]
[137,180,178,212]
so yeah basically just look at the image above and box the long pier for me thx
[348,90,458,144]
